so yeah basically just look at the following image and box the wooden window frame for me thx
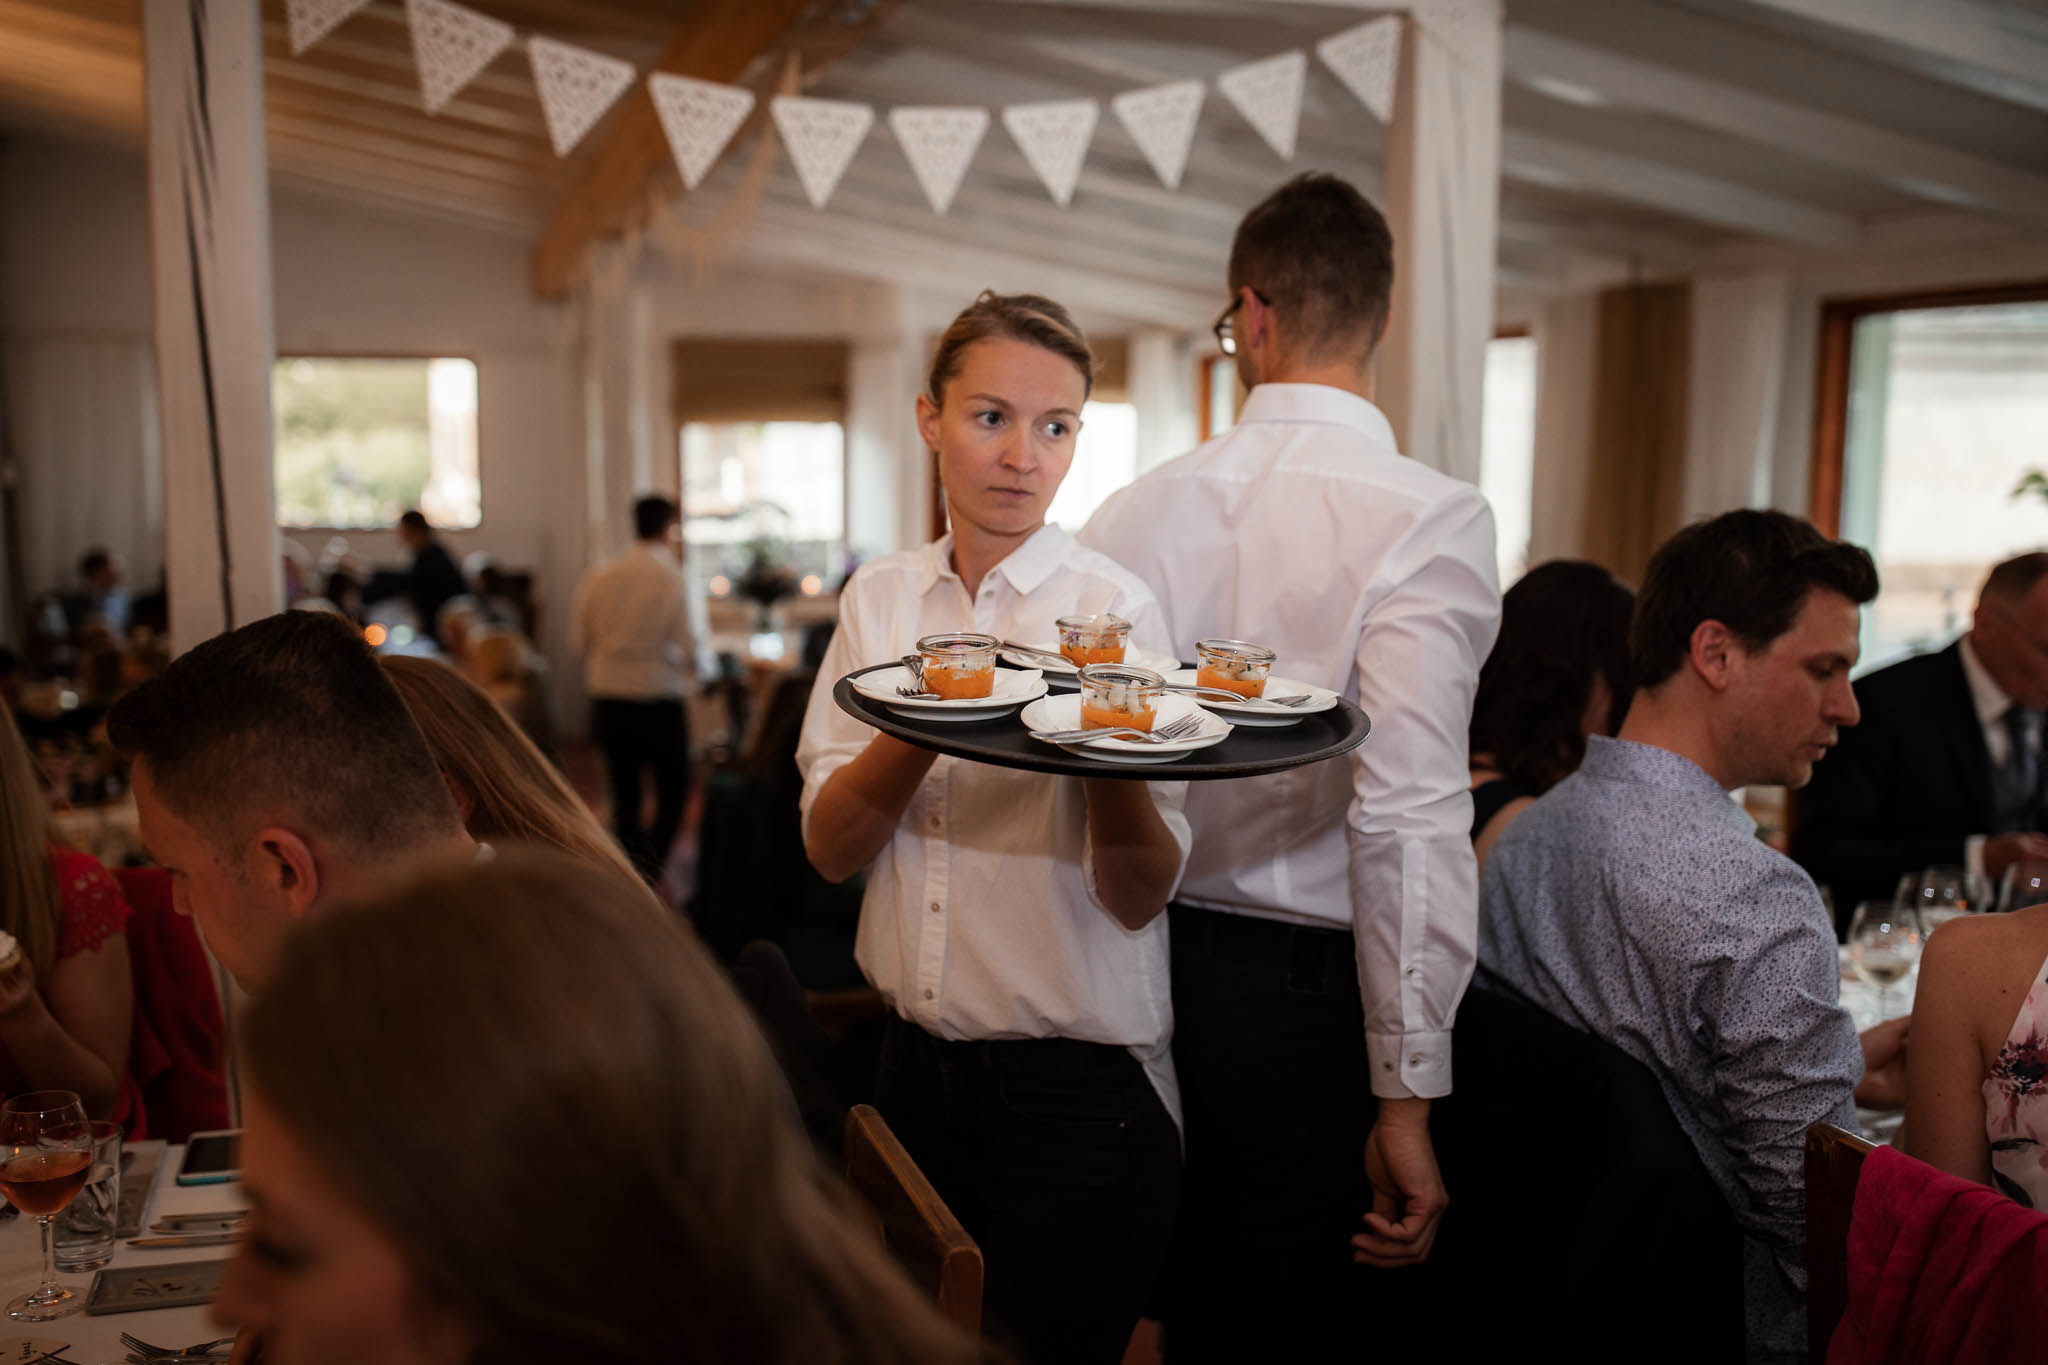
[1808,280,2048,537]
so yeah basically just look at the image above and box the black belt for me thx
[1170,901,1355,996]
[887,1017,1134,1075]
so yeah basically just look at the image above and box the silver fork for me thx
[1167,684,1315,711]
[119,1334,238,1360]
[1031,714,1205,746]
[895,655,938,699]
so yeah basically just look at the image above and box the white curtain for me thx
[5,337,163,605]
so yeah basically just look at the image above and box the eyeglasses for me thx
[1212,289,1270,357]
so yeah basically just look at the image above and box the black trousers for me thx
[875,1018,1179,1365]
[590,697,689,878]
[1163,901,1426,1361]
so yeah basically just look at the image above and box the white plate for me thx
[1163,669,1338,728]
[1019,694,1231,764]
[1001,643,1182,680]
[848,666,1047,722]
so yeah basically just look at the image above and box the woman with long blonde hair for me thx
[380,656,638,886]
[213,849,984,1365]
[0,704,133,1119]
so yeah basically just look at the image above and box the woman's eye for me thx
[1043,421,1070,439]
[975,410,1004,428]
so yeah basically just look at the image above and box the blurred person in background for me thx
[1468,561,1636,869]
[572,495,697,882]
[213,848,983,1365]
[394,510,468,644]
[76,548,129,638]
[0,701,135,1120]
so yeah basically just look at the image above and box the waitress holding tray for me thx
[796,292,1186,1364]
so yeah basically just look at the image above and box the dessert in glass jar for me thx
[915,632,1000,700]
[1195,638,1275,699]
[1056,612,1131,668]
[1078,663,1165,733]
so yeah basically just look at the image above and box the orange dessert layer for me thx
[926,666,994,700]
[1061,643,1127,668]
[1081,702,1155,732]
[1196,665,1266,699]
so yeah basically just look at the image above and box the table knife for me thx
[149,1215,246,1234]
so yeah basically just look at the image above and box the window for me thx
[1827,296,2048,668]
[680,420,845,595]
[272,357,480,529]
[1480,334,1538,585]
[1046,402,1139,532]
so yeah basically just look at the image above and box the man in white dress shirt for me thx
[1081,174,1501,1356]
[571,495,697,881]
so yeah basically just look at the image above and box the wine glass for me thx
[1914,865,1972,934]
[2001,861,2048,914]
[1848,901,1923,1024]
[0,1091,93,1321]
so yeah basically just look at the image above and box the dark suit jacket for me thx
[1792,641,2008,929]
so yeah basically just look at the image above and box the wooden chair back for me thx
[1805,1121,1875,1364]
[842,1103,982,1336]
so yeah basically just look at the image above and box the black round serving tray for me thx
[832,664,1371,781]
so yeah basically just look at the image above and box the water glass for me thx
[1848,900,1922,1023]
[53,1120,121,1272]
[1913,865,1972,933]
[2001,861,2048,914]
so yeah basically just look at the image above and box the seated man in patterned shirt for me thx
[1477,509,1907,1364]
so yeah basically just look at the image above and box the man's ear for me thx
[251,827,321,919]
[1688,619,1738,692]
[445,772,475,826]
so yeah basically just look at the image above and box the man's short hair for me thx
[398,510,432,535]
[78,549,111,580]
[1982,552,2048,607]
[107,612,458,856]
[1228,173,1394,364]
[633,496,679,542]
[1631,510,1879,688]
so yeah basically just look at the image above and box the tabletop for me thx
[0,1144,242,1364]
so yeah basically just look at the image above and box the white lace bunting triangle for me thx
[888,107,988,215]
[1110,79,1204,190]
[1218,50,1306,160]
[528,36,637,157]
[405,0,515,116]
[771,95,875,209]
[287,0,372,55]
[1317,16,1401,124]
[1001,99,1098,207]
[647,73,756,191]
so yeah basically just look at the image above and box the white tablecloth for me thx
[0,1144,242,1363]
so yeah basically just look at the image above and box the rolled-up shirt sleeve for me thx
[795,573,876,848]
[1348,492,1500,1099]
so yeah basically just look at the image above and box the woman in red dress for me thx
[0,705,133,1120]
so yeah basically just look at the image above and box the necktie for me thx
[1997,706,2042,832]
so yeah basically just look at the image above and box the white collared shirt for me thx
[795,524,1191,1122]
[1959,632,2020,890]
[571,542,696,700]
[1079,383,1501,1100]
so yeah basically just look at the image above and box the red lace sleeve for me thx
[48,846,132,960]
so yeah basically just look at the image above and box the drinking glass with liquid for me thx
[0,1090,93,1321]
[1848,901,1923,1024]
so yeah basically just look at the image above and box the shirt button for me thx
[1382,1061,1394,1072]
[923,988,935,1000]
[1409,1055,1424,1067]
[929,901,941,914]
[929,816,942,831]
[1404,966,1419,978]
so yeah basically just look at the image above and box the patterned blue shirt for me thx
[1477,735,1861,1360]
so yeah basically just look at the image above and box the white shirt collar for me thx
[1236,383,1399,452]
[1959,633,2014,726]
[918,524,1071,598]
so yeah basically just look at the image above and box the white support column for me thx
[578,247,651,562]
[847,339,913,560]
[1378,0,1503,485]
[143,0,282,653]
[1128,329,1196,476]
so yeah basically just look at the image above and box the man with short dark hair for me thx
[107,611,473,990]
[76,548,129,636]
[1081,173,1500,1357]
[572,495,696,881]
[1479,509,1903,1361]
[1795,551,2048,921]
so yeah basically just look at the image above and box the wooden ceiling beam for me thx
[1723,0,2048,115]
[528,0,819,299]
